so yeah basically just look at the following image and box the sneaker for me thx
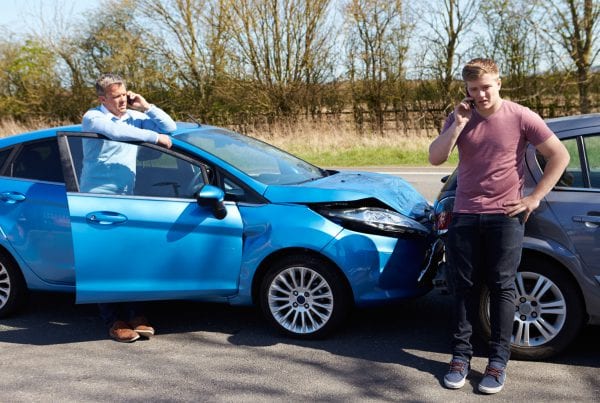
[129,316,155,338]
[443,357,470,389]
[478,362,506,394]
[109,320,140,343]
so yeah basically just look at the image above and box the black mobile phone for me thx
[465,86,475,109]
[127,96,134,106]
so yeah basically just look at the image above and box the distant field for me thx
[0,118,458,167]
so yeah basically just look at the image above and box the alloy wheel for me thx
[267,265,334,335]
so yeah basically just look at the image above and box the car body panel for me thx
[0,178,74,284]
[264,171,429,219]
[66,192,244,303]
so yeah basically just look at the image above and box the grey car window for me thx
[584,136,599,188]
[537,138,583,188]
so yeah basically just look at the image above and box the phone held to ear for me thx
[127,95,134,106]
[465,87,476,109]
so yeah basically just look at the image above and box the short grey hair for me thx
[95,73,126,96]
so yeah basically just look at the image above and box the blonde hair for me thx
[462,58,499,81]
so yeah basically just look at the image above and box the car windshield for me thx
[176,128,327,185]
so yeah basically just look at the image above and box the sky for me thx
[0,0,97,35]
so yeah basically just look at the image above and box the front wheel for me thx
[478,256,585,360]
[260,254,351,339]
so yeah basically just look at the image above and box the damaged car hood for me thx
[263,171,430,218]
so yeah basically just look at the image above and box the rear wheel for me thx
[478,256,585,360]
[0,253,26,318]
[260,254,351,339]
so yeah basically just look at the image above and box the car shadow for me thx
[0,290,598,373]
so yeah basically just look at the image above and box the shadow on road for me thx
[0,290,598,371]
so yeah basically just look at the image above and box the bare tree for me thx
[137,0,231,119]
[225,0,335,117]
[478,0,543,102]
[344,0,414,133]
[417,0,479,111]
[536,0,600,113]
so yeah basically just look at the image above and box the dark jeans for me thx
[446,213,524,366]
[98,302,145,327]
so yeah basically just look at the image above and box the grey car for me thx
[431,113,600,360]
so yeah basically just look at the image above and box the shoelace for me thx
[484,365,504,380]
[449,360,467,373]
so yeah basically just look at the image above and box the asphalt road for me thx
[0,169,598,402]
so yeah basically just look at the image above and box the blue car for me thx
[0,123,437,338]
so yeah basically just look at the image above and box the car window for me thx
[0,148,12,172]
[68,136,203,198]
[11,139,64,183]
[536,138,583,188]
[584,135,599,188]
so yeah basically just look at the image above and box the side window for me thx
[135,147,202,198]
[0,148,12,173]
[537,138,583,188]
[12,140,64,183]
[69,136,204,198]
[584,135,599,188]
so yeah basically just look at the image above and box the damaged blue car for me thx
[0,123,437,338]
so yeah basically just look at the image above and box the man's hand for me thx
[126,91,152,112]
[156,134,172,149]
[503,195,541,223]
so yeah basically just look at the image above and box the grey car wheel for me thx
[0,252,26,318]
[260,254,350,339]
[478,257,584,360]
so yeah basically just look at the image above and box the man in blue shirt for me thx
[81,73,177,342]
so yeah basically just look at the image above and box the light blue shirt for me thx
[80,104,177,194]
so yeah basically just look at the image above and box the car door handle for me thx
[0,191,26,204]
[572,214,600,226]
[86,211,128,225]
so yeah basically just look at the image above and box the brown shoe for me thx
[109,320,140,343]
[129,316,155,338]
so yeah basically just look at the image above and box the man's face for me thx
[465,73,502,113]
[99,83,128,117]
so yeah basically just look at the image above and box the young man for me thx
[429,59,569,394]
[81,73,177,342]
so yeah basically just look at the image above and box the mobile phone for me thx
[127,95,134,106]
[465,86,476,109]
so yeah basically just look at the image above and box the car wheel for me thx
[478,256,585,360]
[0,252,26,318]
[260,254,350,339]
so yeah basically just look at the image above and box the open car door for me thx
[57,132,244,304]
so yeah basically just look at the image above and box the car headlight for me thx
[318,207,429,238]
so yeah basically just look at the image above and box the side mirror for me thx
[196,185,227,219]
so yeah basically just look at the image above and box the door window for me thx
[11,140,64,183]
[67,136,204,198]
[584,136,599,188]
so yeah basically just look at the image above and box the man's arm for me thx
[429,99,473,165]
[504,135,570,221]
[82,109,161,143]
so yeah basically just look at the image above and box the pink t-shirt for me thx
[442,100,554,213]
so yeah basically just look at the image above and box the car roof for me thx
[0,122,221,147]
[546,113,600,138]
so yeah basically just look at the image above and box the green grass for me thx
[291,145,459,167]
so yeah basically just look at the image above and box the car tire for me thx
[0,252,26,318]
[260,254,351,339]
[478,256,585,360]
